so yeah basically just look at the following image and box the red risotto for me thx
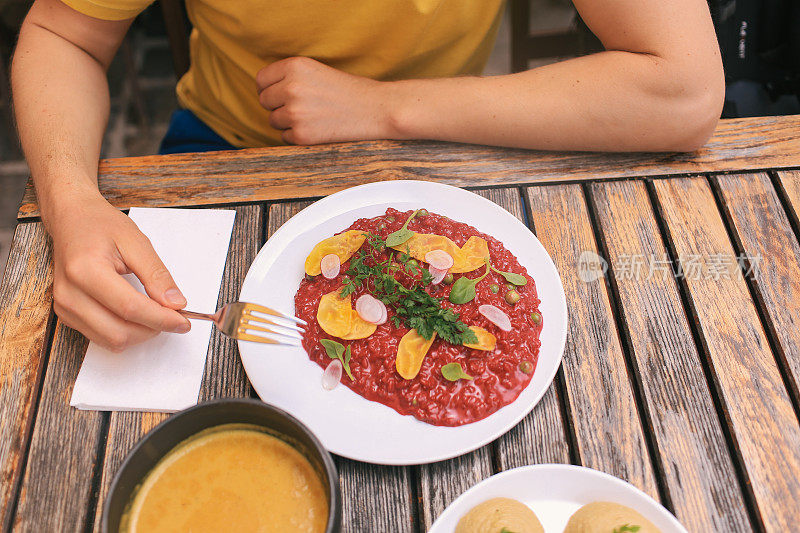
[294,208,543,426]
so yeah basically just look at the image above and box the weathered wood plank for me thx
[591,179,752,531]
[18,115,800,219]
[337,458,417,533]
[266,201,417,533]
[90,204,263,531]
[0,223,53,531]
[525,185,657,496]
[417,447,493,531]
[11,324,102,532]
[654,175,800,531]
[719,172,800,406]
[485,188,570,470]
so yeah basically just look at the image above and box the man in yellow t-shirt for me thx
[12,0,723,349]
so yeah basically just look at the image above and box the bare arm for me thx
[12,0,189,350]
[257,0,724,152]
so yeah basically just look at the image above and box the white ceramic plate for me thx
[238,180,568,464]
[429,465,687,533]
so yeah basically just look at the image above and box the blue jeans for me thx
[158,109,239,154]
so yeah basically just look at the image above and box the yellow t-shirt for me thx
[61,0,504,147]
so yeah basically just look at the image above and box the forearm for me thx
[387,50,723,152]
[11,21,110,229]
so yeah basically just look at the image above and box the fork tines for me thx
[237,303,306,346]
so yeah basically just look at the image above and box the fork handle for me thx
[178,309,217,321]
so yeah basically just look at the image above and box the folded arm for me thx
[258,0,724,152]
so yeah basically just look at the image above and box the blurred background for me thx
[0,0,798,273]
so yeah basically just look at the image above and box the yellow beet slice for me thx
[305,230,367,276]
[391,233,489,273]
[464,326,497,351]
[340,311,378,340]
[317,290,353,338]
[396,330,437,380]
[456,236,491,273]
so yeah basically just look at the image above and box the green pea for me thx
[519,361,533,374]
[417,208,429,217]
[443,272,454,285]
[531,311,542,324]
[489,283,500,294]
[505,289,520,305]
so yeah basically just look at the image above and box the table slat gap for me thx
[770,171,800,256]
[589,179,753,531]
[524,185,658,494]
[83,412,111,533]
[0,222,55,531]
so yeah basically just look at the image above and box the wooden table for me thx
[2,115,800,532]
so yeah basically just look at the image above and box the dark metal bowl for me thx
[101,398,341,533]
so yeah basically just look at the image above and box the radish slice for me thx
[320,254,341,279]
[375,304,388,325]
[478,304,512,332]
[356,294,387,324]
[429,265,448,285]
[322,359,342,390]
[425,249,454,270]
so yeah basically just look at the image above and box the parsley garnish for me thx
[613,525,640,533]
[340,232,477,345]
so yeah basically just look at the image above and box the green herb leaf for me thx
[320,339,345,360]
[385,210,418,247]
[385,228,414,247]
[441,362,473,381]
[449,276,477,304]
[320,340,354,381]
[342,345,354,381]
[449,260,491,305]
[500,529,518,533]
[491,265,527,286]
[613,525,641,533]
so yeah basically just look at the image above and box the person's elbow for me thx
[662,59,726,152]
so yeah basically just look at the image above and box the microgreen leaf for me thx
[342,345,354,381]
[449,260,491,305]
[320,339,353,381]
[441,362,473,381]
[492,266,528,286]
[385,210,418,247]
[320,339,345,360]
[500,529,518,533]
[449,276,476,305]
[613,526,640,533]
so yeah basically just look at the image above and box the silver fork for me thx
[179,302,306,346]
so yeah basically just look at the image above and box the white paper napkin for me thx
[70,207,236,412]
